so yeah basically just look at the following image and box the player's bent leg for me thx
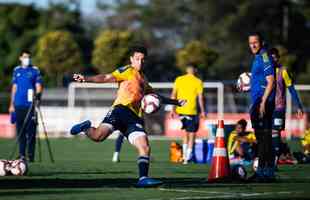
[86,123,113,142]
[129,133,162,188]
[70,120,113,142]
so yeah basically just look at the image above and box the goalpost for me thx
[68,82,224,119]
[67,82,224,137]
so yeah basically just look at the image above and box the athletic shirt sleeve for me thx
[197,79,203,95]
[12,67,18,84]
[261,52,274,77]
[173,77,180,93]
[34,67,43,84]
[282,68,292,87]
[111,66,130,81]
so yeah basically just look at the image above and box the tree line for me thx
[1,0,310,92]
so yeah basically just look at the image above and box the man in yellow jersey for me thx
[170,64,206,164]
[70,45,184,187]
[227,119,256,164]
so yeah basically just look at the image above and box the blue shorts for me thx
[102,105,146,144]
[272,110,286,131]
[250,99,274,130]
[179,115,199,132]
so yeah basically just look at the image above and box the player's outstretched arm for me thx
[157,94,186,106]
[73,73,116,83]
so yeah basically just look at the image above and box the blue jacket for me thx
[12,65,43,107]
[250,48,275,104]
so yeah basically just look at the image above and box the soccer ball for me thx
[141,93,161,114]
[237,72,251,92]
[253,157,259,172]
[10,159,28,176]
[0,160,9,176]
[231,164,247,180]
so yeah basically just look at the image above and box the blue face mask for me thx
[21,58,31,66]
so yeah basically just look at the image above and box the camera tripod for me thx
[9,99,55,163]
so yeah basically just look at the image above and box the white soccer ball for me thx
[237,72,251,92]
[10,159,28,176]
[0,160,9,176]
[253,157,259,172]
[231,164,247,180]
[141,93,161,114]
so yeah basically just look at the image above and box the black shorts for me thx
[179,114,199,133]
[102,105,146,144]
[250,99,274,130]
[272,110,286,131]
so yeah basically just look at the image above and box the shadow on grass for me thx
[0,189,93,197]
[29,171,134,176]
[0,177,309,190]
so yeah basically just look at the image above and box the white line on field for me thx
[158,188,231,195]
[171,196,233,200]
[158,188,299,199]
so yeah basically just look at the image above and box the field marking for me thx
[157,188,300,200]
[159,188,231,195]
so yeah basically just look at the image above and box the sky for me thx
[0,0,100,15]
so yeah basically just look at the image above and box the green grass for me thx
[0,138,310,200]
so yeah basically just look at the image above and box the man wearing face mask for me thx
[9,50,43,162]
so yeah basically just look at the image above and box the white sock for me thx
[112,152,119,162]
[182,144,188,160]
[186,148,192,161]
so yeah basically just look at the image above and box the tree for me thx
[176,40,218,78]
[34,31,82,86]
[0,3,41,91]
[92,30,135,73]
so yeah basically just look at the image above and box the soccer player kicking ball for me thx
[70,45,184,187]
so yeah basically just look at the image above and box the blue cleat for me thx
[264,167,276,182]
[70,120,91,135]
[136,177,163,188]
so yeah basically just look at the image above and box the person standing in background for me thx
[9,50,43,162]
[170,64,206,164]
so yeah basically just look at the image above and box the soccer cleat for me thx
[247,167,265,183]
[70,120,91,135]
[136,177,163,188]
[264,167,276,182]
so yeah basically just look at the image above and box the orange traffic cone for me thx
[208,120,231,182]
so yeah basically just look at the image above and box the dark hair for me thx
[269,47,280,57]
[236,119,247,130]
[248,31,265,46]
[20,50,31,56]
[129,45,147,56]
[186,62,198,69]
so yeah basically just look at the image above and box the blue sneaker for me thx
[136,177,163,188]
[264,167,276,182]
[70,120,91,135]
[247,167,265,183]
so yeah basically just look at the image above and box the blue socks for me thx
[138,156,150,178]
[115,134,124,152]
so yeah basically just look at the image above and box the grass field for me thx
[0,137,310,200]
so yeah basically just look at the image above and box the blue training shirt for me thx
[12,65,43,107]
[250,48,275,104]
